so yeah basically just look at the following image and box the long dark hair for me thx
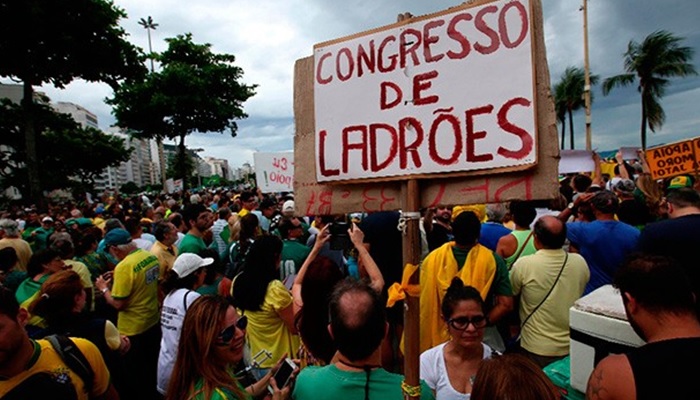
[232,234,282,311]
[295,256,344,364]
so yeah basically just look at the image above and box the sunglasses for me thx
[446,315,487,331]
[216,315,248,346]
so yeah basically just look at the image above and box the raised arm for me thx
[592,151,603,187]
[292,225,329,315]
[349,222,384,293]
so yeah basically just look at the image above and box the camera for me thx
[329,222,351,250]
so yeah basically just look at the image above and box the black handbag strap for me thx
[520,252,568,330]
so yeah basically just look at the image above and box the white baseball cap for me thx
[172,253,214,278]
[283,200,295,213]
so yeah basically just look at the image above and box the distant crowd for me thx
[1,151,699,400]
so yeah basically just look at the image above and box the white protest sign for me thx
[314,0,537,182]
[165,178,175,194]
[620,147,641,160]
[559,150,594,174]
[254,152,295,193]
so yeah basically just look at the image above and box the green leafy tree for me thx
[553,66,599,150]
[0,0,146,202]
[0,100,131,194]
[166,153,194,181]
[602,30,697,150]
[120,181,140,194]
[109,33,257,188]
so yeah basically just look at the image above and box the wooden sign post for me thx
[293,0,558,398]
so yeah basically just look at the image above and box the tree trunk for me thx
[560,116,566,150]
[22,81,42,205]
[568,108,575,150]
[178,134,188,190]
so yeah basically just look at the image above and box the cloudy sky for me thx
[30,0,700,169]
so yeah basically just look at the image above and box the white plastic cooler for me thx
[569,284,645,392]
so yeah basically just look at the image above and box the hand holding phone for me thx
[268,357,297,394]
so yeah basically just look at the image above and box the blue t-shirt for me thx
[567,220,639,294]
[479,222,512,251]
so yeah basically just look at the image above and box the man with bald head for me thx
[509,216,590,368]
[293,280,434,400]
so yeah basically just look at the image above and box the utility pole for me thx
[582,0,593,151]
[138,16,168,190]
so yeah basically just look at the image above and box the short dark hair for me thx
[240,191,255,203]
[259,197,277,210]
[509,200,537,228]
[217,207,232,220]
[124,218,141,236]
[533,217,567,249]
[0,247,18,273]
[27,249,61,278]
[666,188,700,209]
[329,280,386,361]
[615,254,695,315]
[590,190,619,214]
[183,204,208,228]
[0,286,19,319]
[451,211,481,246]
[277,217,300,239]
[154,221,175,242]
[573,174,592,193]
[441,278,484,319]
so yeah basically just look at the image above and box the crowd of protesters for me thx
[1,149,700,399]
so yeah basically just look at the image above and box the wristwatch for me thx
[101,287,109,294]
[567,202,575,210]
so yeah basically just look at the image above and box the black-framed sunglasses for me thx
[446,315,487,331]
[216,315,248,346]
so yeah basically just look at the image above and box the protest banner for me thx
[645,137,700,180]
[254,152,295,193]
[314,0,538,183]
[295,0,559,215]
[559,150,594,174]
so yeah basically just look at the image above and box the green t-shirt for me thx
[280,240,311,282]
[293,364,435,400]
[179,233,207,255]
[190,376,251,400]
[451,246,513,309]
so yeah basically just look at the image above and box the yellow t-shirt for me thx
[243,280,299,368]
[111,249,160,336]
[238,208,250,218]
[0,237,32,271]
[0,338,111,400]
[150,240,178,278]
[64,260,93,289]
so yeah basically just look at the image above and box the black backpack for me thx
[46,335,95,394]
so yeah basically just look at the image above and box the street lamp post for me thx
[138,16,168,190]
[582,0,593,151]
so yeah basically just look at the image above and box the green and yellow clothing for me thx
[0,338,111,400]
[75,252,110,281]
[189,375,251,400]
[419,242,510,353]
[241,280,299,369]
[111,249,160,336]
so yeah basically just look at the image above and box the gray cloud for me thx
[6,0,697,167]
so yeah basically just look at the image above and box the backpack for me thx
[45,335,95,394]
[226,239,253,278]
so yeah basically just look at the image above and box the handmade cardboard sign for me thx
[254,152,295,193]
[294,0,559,215]
[559,150,595,174]
[314,0,538,182]
[645,137,700,180]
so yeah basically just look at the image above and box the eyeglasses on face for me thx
[216,315,247,346]
[446,315,487,331]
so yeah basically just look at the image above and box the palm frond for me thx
[602,74,635,95]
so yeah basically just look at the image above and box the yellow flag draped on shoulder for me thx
[419,242,496,353]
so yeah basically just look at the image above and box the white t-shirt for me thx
[157,288,201,395]
[420,342,498,400]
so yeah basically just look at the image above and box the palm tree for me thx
[602,30,697,150]
[553,66,599,150]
